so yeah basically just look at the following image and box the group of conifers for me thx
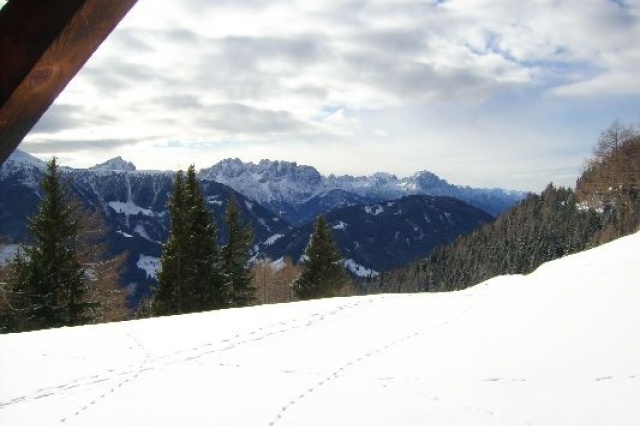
[0,160,350,333]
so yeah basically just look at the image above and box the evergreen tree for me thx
[183,165,226,311]
[8,159,93,329]
[153,166,226,316]
[292,215,349,300]
[153,170,187,315]
[222,196,255,307]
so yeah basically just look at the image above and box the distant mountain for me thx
[200,159,525,225]
[259,195,494,277]
[0,151,293,304]
[88,156,136,172]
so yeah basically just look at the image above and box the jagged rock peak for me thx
[200,158,322,182]
[198,158,246,178]
[371,172,399,183]
[89,156,136,172]
[411,170,448,187]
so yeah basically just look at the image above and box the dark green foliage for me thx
[420,185,607,291]
[153,166,226,316]
[153,170,187,315]
[4,159,94,331]
[222,197,255,307]
[292,215,350,300]
[184,166,226,311]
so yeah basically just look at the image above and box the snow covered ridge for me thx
[88,156,136,172]
[2,232,639,426]
[0,150,46,187]
[1,150,45,169]
[199,158,526,219]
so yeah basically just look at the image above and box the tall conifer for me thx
[154,166,226,315]
[153,170,187,315]
[222,197,255,307]
[10,159,93,329]
[292,215,349,300]
[183,166,226,311]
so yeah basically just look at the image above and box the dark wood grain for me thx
[0,0,139,165]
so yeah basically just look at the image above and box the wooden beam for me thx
[0,0,138,165]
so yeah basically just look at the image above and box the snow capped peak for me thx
[199,158,325,212]
[253,159,320,181]
[257,158,297,169]
[201,158,321,181]
[209,158,248,177]
[371,172,398,183]
[410,170,448,187]
[89,156,136,172]
[0,150,47,187]
[2,149,46,169]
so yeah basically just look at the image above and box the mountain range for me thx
[0,150,524,302]
[200,158,524,225]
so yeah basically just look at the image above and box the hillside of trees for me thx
[369,122,640,294]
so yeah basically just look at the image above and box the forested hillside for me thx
[373,123,640,294]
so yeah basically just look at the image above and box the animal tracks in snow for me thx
[267,300,474,426]
[0,297,376,424]
[58,332,151,423]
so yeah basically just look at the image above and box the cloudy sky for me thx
[20,0,640,191]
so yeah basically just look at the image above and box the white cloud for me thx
[22,0,640,191]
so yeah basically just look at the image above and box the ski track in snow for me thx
[0,297,389,424]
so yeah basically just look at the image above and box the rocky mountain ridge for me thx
[200,158,525,224]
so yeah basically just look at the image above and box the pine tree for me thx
[153,166,226,316]
[222,196,255,307]
[153,170,187,315]
[9,158,93,329]
[183,165,226,311]
[292,215,349,300]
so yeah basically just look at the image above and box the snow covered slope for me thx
[1,232,639,426]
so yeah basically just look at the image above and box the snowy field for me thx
[1,232,639,426]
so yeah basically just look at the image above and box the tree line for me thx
[371,121,640,294]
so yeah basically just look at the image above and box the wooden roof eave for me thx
[0,0,139,165]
